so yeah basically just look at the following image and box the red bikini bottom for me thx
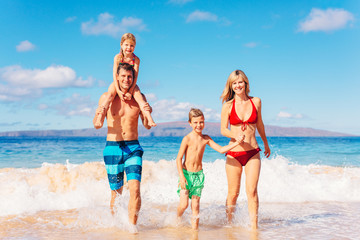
[226,148,261,166]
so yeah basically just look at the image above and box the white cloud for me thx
[186,10,218,23]
[298,8,354,33]
[151,98,220,121]
[277,111,304,119]
[144,93,157,102]
[81,13,147,37]
[244,42,257,48]
[65,16,77,23]
[0,65,94,101]
[55,93,96,117]
[169,0,194,4]
[16,40,35,52]
[38,104,48,110]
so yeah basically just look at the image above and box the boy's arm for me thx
[207,135,244,154]
[113,54,123,99]
[128,57,140,95]
[176,137,188,189]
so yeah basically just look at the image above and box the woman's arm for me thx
[254,97,271,158]
[221,101,236,139]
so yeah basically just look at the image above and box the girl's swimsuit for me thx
[227,98,260,166]
[119,53,136,67]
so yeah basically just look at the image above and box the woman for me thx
[220,70,270,229]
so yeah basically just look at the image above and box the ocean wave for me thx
[1,156,360,216]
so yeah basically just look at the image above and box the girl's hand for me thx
[124,92,132,101]
[118,92,125,101]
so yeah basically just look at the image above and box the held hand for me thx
[118,92,125,102]
[124,92,132,101]
[264,145,271,158]
[235,134,245,144]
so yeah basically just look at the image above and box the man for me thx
[93,63,152,228]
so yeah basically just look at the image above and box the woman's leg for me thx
[244,153,261,230]
[225,156,243,223]
[132,85,156,127]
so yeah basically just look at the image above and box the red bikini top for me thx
[229,98,258,130]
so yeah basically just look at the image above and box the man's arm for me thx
[93,93,108,129]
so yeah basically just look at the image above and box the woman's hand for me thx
[264,144,271,158]
[235,134,245,144]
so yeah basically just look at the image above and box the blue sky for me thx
[0,0,359,135]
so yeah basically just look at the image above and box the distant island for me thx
[0,121,353,137]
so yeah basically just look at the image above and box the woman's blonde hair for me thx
[119,33,136,62]
[220,70,250,103]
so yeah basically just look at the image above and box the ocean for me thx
[1,136,360,239]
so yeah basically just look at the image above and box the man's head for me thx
[116,63,135,92]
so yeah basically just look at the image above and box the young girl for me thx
[93,33,156,128]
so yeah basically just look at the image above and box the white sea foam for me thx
[1,155,360,217]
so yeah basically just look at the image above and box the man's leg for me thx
[110,187,123,215]
[127,179,141,225]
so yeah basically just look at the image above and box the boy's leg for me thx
[110,187,123,215]
[177,189,189,218]
[132,85,156,127]
[94,83,117,128]
[191,196,200,230]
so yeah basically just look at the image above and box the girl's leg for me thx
[177,189,189,218]
[191,196,200,230]
[93,83,117,128]
[225,156,243,224]
[244,154,261,230]
[132,85,156,127]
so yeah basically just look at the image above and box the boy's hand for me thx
[179,176,187,190]
[124,92,132,101]
[235,134,245,144]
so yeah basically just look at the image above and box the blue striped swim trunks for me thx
[103,140,144,190]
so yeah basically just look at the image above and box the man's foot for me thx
[94,105,106,129]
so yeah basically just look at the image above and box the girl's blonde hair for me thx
[220,70,250,103]
[119,33,136,62]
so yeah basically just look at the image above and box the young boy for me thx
[176,108,244,230]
